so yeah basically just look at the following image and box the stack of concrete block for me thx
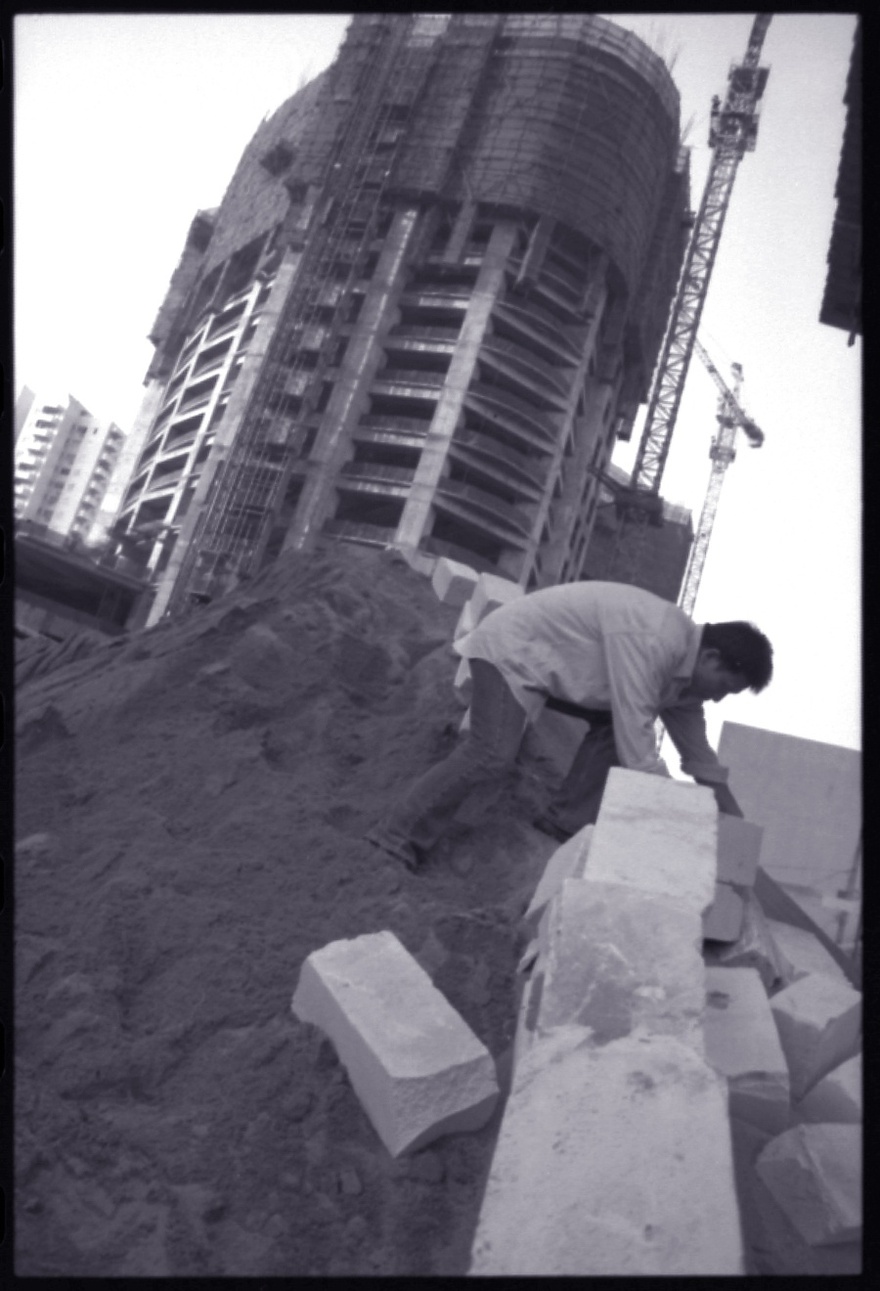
[702,815,763,942]
[291,930,499,1157]
[469,769,746,1275]
[704,897,862,1268]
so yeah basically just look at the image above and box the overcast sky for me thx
[14,13,861,755]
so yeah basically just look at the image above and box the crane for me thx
[678,339,764,617]
[600,13,772,582]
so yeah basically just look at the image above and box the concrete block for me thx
[704,967,790,1134]
[703,890,789,993]
[526,878,706,1050]
[291,931,499,1156]
[453,657,472,704]
[468,572,523,624]
[588,769,718,912]
[431,557,479,607]
[453,595,477,641]
[522,827,593,927]
[703,881,745,942]
[469,1028,744,1275]
[755,1123,861,1246]
[769,974,861,1101]
[766,919,849,986]
[717,815,763,886]
[795,1054,861,1125]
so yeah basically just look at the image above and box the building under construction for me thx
[113,14,692,623]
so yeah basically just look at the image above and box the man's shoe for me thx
[532,814,574,844]
[365,828,426,872]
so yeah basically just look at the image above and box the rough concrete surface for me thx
[769,973,862,1100]
[431,557,479,607]
[291,931,499,1156]
[530,878,706,1049]
[703,880,746,942]
[716,814,764,886]
[756,1123,862,1247]
[703,888,789,993]
[522,825,593,927]
[766,918,849,985]
[703,967,789,1134]
[794,1054,861,1125]
[469,1026,744,1276]
[587,769,718,911]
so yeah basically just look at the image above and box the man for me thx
[367,580,773,871]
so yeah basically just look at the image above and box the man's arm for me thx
[662,700,741,813]
[602,631,671,775]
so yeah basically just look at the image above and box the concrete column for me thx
[394,220,519,554]
[285,206,420,552]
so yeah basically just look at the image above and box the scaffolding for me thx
[164,15,448,613]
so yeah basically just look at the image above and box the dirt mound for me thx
[15,542,560,1276]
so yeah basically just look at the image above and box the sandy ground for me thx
[14,544,560,1277]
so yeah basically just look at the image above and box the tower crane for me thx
[602,13,772,581]
[678,338,764,618]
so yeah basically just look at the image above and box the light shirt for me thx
[454,580,728,784]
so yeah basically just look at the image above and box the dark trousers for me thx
[541,720,621,833]
[379,659,528,850]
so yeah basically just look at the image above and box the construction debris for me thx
[755,1124,862,1247]
[291,930,500,1156]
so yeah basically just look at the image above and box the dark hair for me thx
[701,621,773,693]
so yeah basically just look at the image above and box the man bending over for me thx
[367,580,773,871]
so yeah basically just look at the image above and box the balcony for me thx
[435,475,533,538]
[465,382,561,449]
[448,433,544,499]
[492,298,586,363]
[339,461,415,488]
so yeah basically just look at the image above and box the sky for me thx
[14,13,861,755]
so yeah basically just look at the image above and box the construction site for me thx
[14,12,862,1278]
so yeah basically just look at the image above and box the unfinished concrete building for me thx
[113,14,691,623]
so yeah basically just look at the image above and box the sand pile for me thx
[14,542,559,1277]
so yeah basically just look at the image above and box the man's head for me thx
[687,621,774,702]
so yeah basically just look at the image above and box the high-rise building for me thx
[14,391,125,543]
[113,14,692,623]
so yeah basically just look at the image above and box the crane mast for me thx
[601,14,771,586]
[631,13,771,495]
[678,340,764,618]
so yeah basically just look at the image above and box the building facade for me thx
[112,14,692,623]
[14,391,125,543]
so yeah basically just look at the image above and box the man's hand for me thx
[694,776,744,817]
[711,782,744,817]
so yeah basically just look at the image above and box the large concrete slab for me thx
[756,1123,861,1247]
[526,878,706,1051]
[717,815,763,886]
[766,919,849,986]
[431,556,478,607]
[704,967,790,1134]
[291,931,499,1156]
[588,769,718,912]
[794,1054,861,1125]
[703,881,745,942]
[469,1027,744,1276]
[769,974,861,1101]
